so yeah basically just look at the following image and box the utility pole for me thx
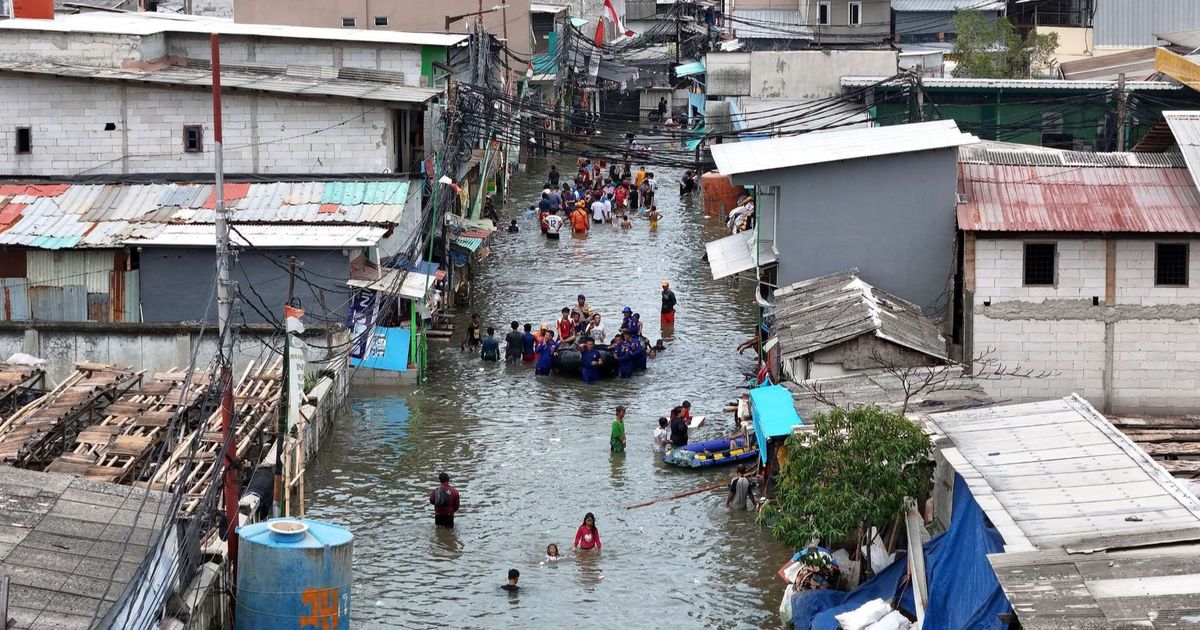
[915,73,925,122]
[1115,72,1127,151]
[211,32,239,626]
[275,256,296,517]
[674,8,681,66]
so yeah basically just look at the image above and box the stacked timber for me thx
[46,368,211,483]
[146,359,282,516]
[0,364,45,416]
[0,363,140,469]
[1112,417,1200,475]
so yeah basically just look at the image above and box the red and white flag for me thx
[604,0,636,37]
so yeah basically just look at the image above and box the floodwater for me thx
[305,157,793,628]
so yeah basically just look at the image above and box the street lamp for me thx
[444,4,510,31]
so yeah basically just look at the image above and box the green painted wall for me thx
[867,86,1200,151]
[421,46,448,85]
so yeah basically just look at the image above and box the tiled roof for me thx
[0,180,411,249]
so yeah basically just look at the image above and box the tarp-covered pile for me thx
[791,474,1010,630]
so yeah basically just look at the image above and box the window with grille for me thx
[183,125,203,153]
[1155,243,1189,286]
[1023,242,1056,286]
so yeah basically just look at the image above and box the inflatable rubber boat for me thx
[663,437,758,468]
[552,347,619,377]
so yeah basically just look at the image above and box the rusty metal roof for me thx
[0,180,411,249]
[956,162,1200,233]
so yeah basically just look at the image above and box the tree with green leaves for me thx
[950,10,1058,79]
[759,405,931,572]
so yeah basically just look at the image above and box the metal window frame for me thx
[848,1,862,26]
[818,0,831,25]
[341,16,357,27]
[374,15,389,27]
[14,126,31,154]
[1022,241,1057,287]
[1154,241,1189,287]
[183,124,204,153]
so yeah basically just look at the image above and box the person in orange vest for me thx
[570,202,590,234]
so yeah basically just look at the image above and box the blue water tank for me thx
[235,518,353,630]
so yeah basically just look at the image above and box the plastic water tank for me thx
[235,518,353,630]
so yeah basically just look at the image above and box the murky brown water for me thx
[305,157,793,628]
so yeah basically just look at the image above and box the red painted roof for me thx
[956,163,1200,233]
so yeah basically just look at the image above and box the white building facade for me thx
[959,153,1200,415]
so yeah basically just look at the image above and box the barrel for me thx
[235,518,353,630]
[700,170,746,220]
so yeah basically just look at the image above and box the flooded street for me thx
[305,157,793,628]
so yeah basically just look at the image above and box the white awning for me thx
[346,268,436,301]
[704,231,776,280]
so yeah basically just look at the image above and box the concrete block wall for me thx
[971,236,1200,415]
[189,0,234,18]
[0,31,148,67]
[0,75,393,176]
[166,34,423,84]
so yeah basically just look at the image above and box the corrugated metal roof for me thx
[956,161,1200,233]
[0,11,469,47]
[1163,111,1200,190]
[772,269,948,361]
[959,140,1187,168]
[1095,0,1200,47]
[530,2,569,13]
[840,75,1185,91]
[704,230,776,279]
[1058,46,1160,81]
[125,224,387,248]
[711,119,978,177]
[729,10,813,39]
[891,0,1004,10]
[0,60,441,104]
[0,180,410,249]
[927,395,1200,551]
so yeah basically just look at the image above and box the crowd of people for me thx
[533,161,695,237]
[462,286,678,382]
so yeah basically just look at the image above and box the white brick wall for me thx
[972,236,1200,414]
[190,0,234,18]
[1115,240,1200,305]
[166,34,423,85]
[0,32,148,67]
[0,75,394,176]
[973,238,1106,304]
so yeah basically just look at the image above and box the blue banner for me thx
[348,289,378,360]
[350,326,411,372]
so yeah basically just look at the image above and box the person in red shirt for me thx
[573,512,601,551]
[556,308,574,342]
[429,472,461,529]
[680,400,693,422]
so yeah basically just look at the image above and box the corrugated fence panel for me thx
[3,279,28,321]
[63,285,87,321]
[30,286,62,321]
[26,249,115,293]
[124,269,140,323]
[88,293,111,322]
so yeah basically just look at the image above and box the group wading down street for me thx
[422,160,771,597]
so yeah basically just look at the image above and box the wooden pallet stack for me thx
[1112,417,1200,476]
[0,364,46,416]
[46,368,211,483]
[0,363,140,469]
[146,359,282,516]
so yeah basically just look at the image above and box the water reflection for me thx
[305,158,794,628]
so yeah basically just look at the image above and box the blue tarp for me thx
[792,474,1011,630]
[749,384,803,463]
[350,326,411,372]
[675,60,705,77]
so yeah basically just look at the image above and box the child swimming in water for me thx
[545,543,561,562]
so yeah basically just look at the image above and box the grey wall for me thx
[737,148,958,312]
[894,10,1000,39]
[139,247,352,324]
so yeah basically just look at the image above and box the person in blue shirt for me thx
[579,338,603,383]
[614,331,635,379]
[621,306,634,332]
[535,330,558,376]
[630,313,644,338]
[521,323,536,363]
[631,334,647,372]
